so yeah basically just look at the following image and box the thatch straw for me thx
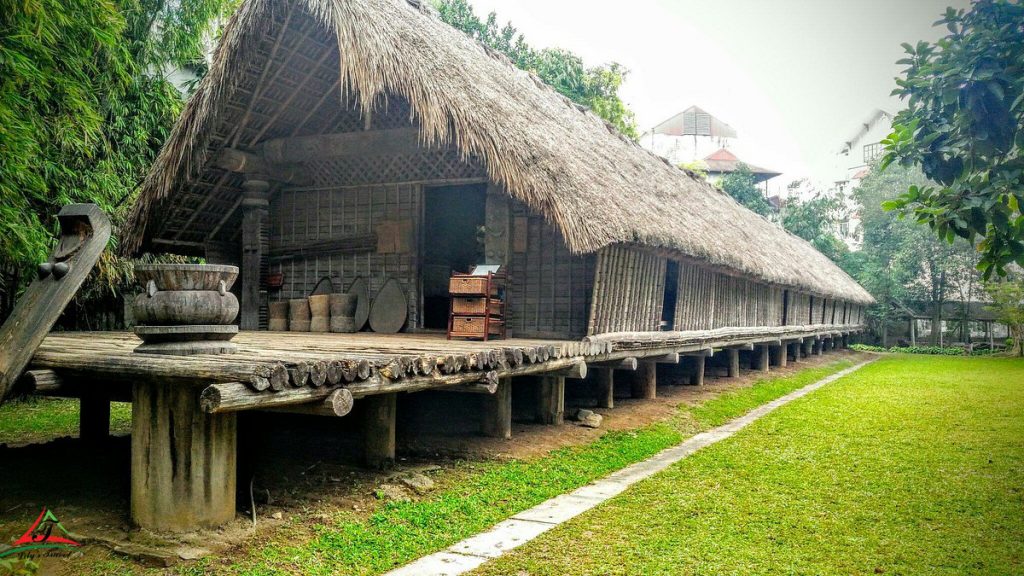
[124,0,873,304]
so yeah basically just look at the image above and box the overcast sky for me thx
[463,0,971,192]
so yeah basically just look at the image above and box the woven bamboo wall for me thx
[507,202,595,338]
[673,262,783,331]
[587,246,666,335]
[269,184,421,326]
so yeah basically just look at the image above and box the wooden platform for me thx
[20,324,862,531]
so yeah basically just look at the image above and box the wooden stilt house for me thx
[122,0,873,339]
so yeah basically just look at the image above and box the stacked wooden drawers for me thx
[447,273,506,340]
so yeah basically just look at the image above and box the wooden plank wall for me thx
[587,245,666,335]
[507,202,595,338]
[269,184,421,327]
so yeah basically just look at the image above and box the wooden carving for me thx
[0,204,111,404]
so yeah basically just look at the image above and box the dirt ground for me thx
[0,351,860,574]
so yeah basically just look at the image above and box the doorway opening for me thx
[661,260,679,330]
[421,183,487,330]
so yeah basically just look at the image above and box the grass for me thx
[0,397,131,445]
[171,360,855,576]
[471,355,1024,576]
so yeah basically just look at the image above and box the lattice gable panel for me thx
[308,148,487,188]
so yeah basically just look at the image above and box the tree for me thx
[719,164,773,217]
[0,0,234,321]
[779,180,848,264]
[984,276,1024,356]
[883,0,1024,278]
[850,161,981,346]
[435,0,638,138]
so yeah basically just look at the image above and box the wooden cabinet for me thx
[447,271,506,341]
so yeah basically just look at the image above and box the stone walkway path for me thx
[385,360,874,576]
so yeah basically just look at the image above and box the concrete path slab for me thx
[383,360,873,576]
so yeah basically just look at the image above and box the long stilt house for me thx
[17,0,874,532]
[123,0,872,339]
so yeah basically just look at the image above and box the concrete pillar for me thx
[595,368,614,409]
[631,363,657,399]
[538,376,565,425]
[364,393,397,469]
[131,382,237,531]
[481,378,512,439]
[727,349,740,378]
[240,178,270,331]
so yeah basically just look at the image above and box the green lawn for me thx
[165,361,856,576]
[0,397,131,445]
[471,355,1024,576]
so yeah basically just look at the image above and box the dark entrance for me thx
[421,183,487,330]
[661,260,680,330]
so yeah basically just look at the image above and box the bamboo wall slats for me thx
[507,202,595,338]
[587,245,665,335]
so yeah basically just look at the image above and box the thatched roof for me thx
[124,0,874,305]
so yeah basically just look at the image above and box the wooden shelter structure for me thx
[18,0,872,531]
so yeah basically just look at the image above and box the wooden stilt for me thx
[131,382,237,531]
[770,344,786,367]
[364,393,396,469]
[595,367,614,409]
[758,344,770,372]
[538,376,564,425]
[687,355,705,386]
[481,378,512,439]
[631,362,656,399]
[727,349,740,378]
[79,390,110,443]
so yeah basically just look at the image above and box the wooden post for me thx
[538,376,565,425]
[757,344,770,372]
[726,349,740,378]
[595,367,614,409]
[770,344,787,368]
[813,339,823,355]
[240,178,269,331]
[481,378,512,439]
[788,342,800,363]
[364,393,397,469]
[131,382,237,531]
[79,391,110,443]
[989,322,994,350]
[631,362,656,399]
[687,355,705,386]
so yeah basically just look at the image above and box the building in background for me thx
[827,109,894,251]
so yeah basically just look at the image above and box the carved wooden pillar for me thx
[240,178,270,331]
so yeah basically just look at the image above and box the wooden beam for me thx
[593,357,637,370]
[728,343,755,351]
[214,149,311,185]
[261,127,422,164]
[262,388,354,417]
[551,361,587,380]
[647,352,680,364]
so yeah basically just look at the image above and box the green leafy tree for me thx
[984,276,1024,356]
[435,0,638,138]
[779,181,848,264]
[850,162,981,345]
[719,164,773,217]
[0,0,234,321]
[883,0,1024,278]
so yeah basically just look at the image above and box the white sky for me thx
[463,0,970,193]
